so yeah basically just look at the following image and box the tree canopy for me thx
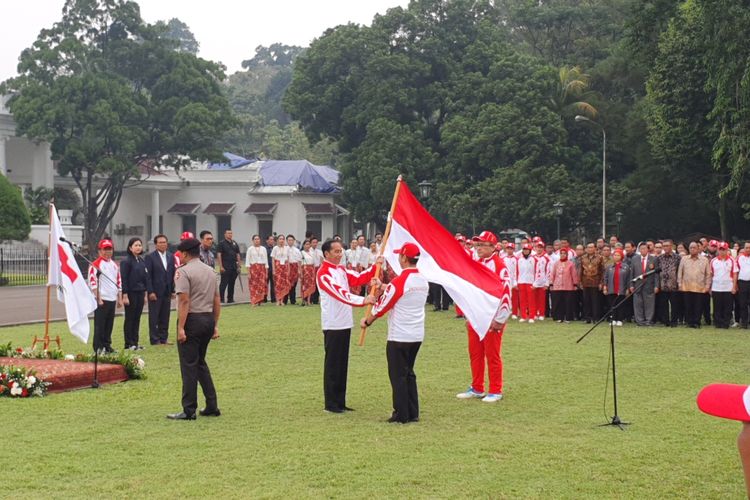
[2,0,234,251]
[0,174,31,242]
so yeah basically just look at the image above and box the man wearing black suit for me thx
[146,234,176,345]
[629,242,659,326]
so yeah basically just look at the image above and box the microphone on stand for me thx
[59,236,78,249]
[631,267,661,283]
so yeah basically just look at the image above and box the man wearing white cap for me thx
[710,241,737,329]
[532,241,552,320]
[88,239,122,354]
[456,231,512,403]
[361,243,428,423]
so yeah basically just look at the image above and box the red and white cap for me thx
[522,243,533,251]
[697,383,750,421]
[718,241,729,250]
[393,242,420,258]
[535,240,545,247]
[98,239,113,249]
[506,242,516,250]
[472,231,498,245]
[181,231,195,241]
[709,239,719,247]
[532,236,543,243]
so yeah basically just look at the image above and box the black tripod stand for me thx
[577,273,653,429]
[60,238,120,389]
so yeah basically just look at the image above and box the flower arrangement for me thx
[0,342,146,380]
[0,366,50,398]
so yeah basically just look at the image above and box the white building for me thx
[1,96,351,249]
[112,159,351,251]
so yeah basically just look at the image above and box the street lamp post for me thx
[575,115,607,239]
[554,202,564,241]
[418,180,433,200]
[615,211,623,238]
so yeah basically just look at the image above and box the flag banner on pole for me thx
[48,205,97,343]
[384,182,508,338]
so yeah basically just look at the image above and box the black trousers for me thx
[713,292,734,329]
[219,268,238,302]
[582,287,602,321]
[148,293,171,344]
[284,277,297,305]
[551,290,576,321]
[738,280,750,327]
[267,267,276,303]
[386,340,421,423]
[684,292,706,327]
[323,329,351,411]
[429,283,450,310]
[93,300,116,352]
[657,290,683,326]
[123,290,145,348]
[177,313,218,416]
[702,293,712,325]
[606,295,627,322]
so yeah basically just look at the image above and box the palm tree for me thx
[550,66,598,119]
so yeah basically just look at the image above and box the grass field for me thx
[1,305,747,499]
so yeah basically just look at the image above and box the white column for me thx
[0,137,6,177]
[151,189,160,241]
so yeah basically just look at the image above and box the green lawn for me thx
[1,306,746,498]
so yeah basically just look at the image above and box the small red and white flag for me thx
[47,205,97,343]
[384,182,511,338]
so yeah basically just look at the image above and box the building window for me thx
[181,215,197,234]
[258,219,273,239]
[146,215,163,240]
[306,220,322,241]
[216,215,232,237]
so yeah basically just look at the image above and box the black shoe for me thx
[387,416,407,423]
[227,300,235,304]
[343,406,355,412]
[199,408,221,417]
[166,412,196,420]
[324,408,345,414]
[408,417,420,423]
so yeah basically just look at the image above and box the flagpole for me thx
[33,201,55,350]
[358,175,403,347]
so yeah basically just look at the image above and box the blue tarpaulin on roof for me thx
[259,160,340,193]
[208,152,255,170]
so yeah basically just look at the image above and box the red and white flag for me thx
[47,205,97,343]
[385,182,511,338]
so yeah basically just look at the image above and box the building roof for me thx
[302,203,336,215]
[207,152,257,170]
[203,203,236,215]
[245,203,278,215]
[167,203,200,214]
[259,160,340,193]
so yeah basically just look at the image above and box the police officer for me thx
[361,243,429,423]
[167,238,221,420]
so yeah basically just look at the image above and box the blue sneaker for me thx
[482,393,503,403]
[456,387,486,399]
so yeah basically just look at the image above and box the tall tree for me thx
[155,18,200,54]
[2,0,233,252]
[0,174,31,242]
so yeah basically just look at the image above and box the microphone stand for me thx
[577,271,656,430]
[60,238,120,389]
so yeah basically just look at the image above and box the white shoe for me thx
[519,318,526,323]
[482,393,503,403]
[528,319,535,324]
[456,388,486,399]
[537,316,544,321]
[610,321,616,326]
[616,321,623,326]
[511,315,518,320]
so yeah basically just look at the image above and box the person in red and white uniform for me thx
[361,243,429,423]
[316,239,380,414]
[532,241,552,320]
[710,241,737,329]
[88,239,122,354]
[502,243,519,319]
[517,243,536,322]
[736,241,750,328]
[456,231,512,403]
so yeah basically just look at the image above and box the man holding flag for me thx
[456,231,511,403]
[48,204,98,345]
[381,178,512,403]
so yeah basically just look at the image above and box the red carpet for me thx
[0,357,128,392]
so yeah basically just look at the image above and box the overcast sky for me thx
[0,0,409,82]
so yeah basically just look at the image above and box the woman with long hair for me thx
[300,239,316,306]
[120,237,148,350]
[245,234,268,306]
[271,234,290,305]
